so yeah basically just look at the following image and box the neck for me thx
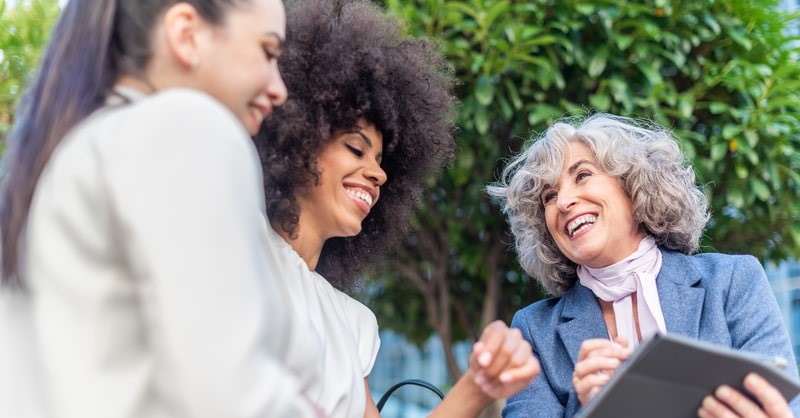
[116,76,157,94]
[272,221,324,271]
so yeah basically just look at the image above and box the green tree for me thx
[366,0,800,390]
[0,0,61,148]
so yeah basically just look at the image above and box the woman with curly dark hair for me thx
[253,0,539,417]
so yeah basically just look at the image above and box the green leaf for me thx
[750,178,770,202]
[589,93,611,111]
[588,48,608,78]
[475,75,494,106]
[722,124,740,139]
[709,102,729,114]
[735,161,748,179]
[710,141,728,162]
[474,105,490,135]
[527,105,559,127]
[727,188,745,208]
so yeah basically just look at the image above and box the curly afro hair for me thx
[253,0,456,290]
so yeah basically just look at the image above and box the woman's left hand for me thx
[698,373,793,418]
[468,320,541,399]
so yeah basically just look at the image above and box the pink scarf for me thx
[577,236,665,349]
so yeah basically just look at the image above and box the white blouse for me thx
[265,226,381,418]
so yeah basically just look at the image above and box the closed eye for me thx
[262,40,282,61]
[263,47,280,61]
[345,143,364,157]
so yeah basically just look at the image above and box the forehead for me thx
[357,122,383,147]
[229,0,286,39]
[561,141,595,167]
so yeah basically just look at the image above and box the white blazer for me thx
[0,87,318,418]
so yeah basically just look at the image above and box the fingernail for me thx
[479,352,492,366]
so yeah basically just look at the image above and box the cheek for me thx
[543,208,559,236]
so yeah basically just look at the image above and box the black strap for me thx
[376,378,445,412]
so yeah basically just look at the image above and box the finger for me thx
[574,372,611,405]
[698,395,726,418]
[578,339,629,362]
[469,341,484,370]
[498,346,540,383]
[483,327,524,378]
[714,385,768,418]
[613,335,630,349]
[573,356,622,379]
[743,373,792,418]
[578,339,617,361]
[475,320,508,368]
[699,393,740,418]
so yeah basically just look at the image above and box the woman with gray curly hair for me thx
[489,113,799,418]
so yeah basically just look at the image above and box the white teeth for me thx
[567,215,597,237]
[345,188,373,207]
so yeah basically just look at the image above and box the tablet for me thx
[576,333,800,418]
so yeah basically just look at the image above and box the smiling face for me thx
[296,120,387,242]
[542,140,644,268]
[196,0,288,135]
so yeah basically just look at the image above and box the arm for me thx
[364,379,381,418]
[502,311,569,418]
[429,320,540,418]
[113,91,317,417]
[701,256,799,417]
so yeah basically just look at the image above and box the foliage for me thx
[365,0,800,380]
[0,0,61,149]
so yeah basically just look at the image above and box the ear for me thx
[161,3,205,70]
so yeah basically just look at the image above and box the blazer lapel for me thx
[557,284,609,365]
[656,250,705,339]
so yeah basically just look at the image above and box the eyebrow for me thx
[263,32,284,47]
[567,159,595,175]
[356,131,373,148]
[353,130,383,159]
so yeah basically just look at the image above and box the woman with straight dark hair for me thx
[0,1,321,417]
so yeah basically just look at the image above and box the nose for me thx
[267,62,288,106]
[364,160,387,187]
[555,186,577,212]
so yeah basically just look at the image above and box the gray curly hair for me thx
[487,113,710,296]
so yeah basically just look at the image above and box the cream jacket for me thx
[0,87,318,418]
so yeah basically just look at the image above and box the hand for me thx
[573,337,631,405]
[698,373,793,418]
[467,320,540,399]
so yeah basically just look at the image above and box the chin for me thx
[338,224,363,238]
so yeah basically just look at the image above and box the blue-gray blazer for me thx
[503,250,800,417]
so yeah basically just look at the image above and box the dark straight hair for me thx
[0,0,240,286]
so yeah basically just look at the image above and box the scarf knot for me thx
[577,236,665,349]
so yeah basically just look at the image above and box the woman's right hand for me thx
[573,337,631,405]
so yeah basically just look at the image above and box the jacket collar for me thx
[556,250,705,365]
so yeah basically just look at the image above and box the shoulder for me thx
[660,250,763,286]
[313,280,381,373]
[121,88,246,145]
[314,276,379,335]
[511,293,569,339]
